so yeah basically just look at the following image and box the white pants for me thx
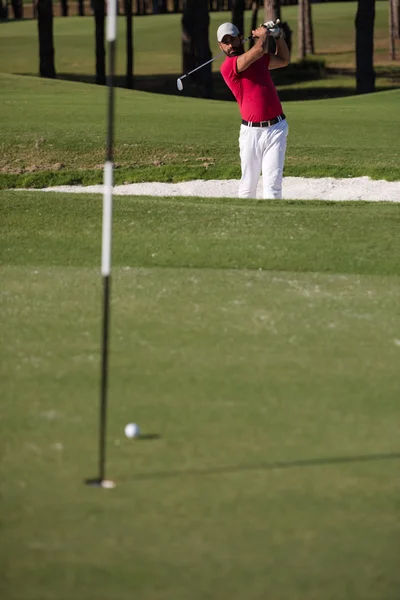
[238,119,289,199]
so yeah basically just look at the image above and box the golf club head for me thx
[177,78,184,91]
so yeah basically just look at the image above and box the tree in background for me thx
[389,0,400,59]
[136,0,146,15]
[10,0,23,18]
[0,0,8,18]
[232,0,245,36]
[389,0,396,59]
[391,0,400,38]
[213,1,226,10]
[250,0,259,48]
[298,0,314,58]
[77,0,84,16]
[264,0,280,23]
[264,0,292,55]
[298,0,305,58]
[182,0,213,98]
[124,0,134,88]
[93,0,106,85]
[397,0,400,36]
[304,0,314,54]
[37,0,56,78]
[355,0,375,93]
[60,0,68,16]
[264,0,279,53]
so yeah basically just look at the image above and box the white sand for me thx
[35,176,400,202]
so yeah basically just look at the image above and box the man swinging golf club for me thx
[217,20,290,199]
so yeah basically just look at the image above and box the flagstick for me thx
[86,0,117,490]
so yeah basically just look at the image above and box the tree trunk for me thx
[298,0,306,60]
[0,0,8,18]
[389,0,396,59]
[11,0,23,18]
[37,0,56,78]
[304,0,314,54]
[136,0,145,14]
[182,0,213,98]
[264,0,280,23]
[78,0,84,15]
[60,0,68,16]
[232,0,245,35]
[125,0,134,87]
[355,0,375,94]
[93,0,106,85]
[250,0,259,48]
[396,0,400,37]
[182,6,196,76]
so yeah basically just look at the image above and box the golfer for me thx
[217,21,290,199]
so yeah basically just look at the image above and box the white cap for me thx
[217,23,240,43]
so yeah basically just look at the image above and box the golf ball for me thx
[124,423,140,439]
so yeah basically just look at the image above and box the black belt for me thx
[241,114,286,128]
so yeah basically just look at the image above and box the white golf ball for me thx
[124,423,140,439]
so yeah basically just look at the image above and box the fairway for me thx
[1,73,400,188]
[1,192,400,600]
[2,1,400,597]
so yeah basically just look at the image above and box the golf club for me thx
[177,34,254,91]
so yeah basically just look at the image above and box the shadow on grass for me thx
[0,17,36,23]
[19,65,398,101]
[315,50,354,56]
[137,433,161,441]
[53,71,365,102]
[124,451,400,481]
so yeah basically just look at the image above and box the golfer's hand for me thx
[263,19,284,39]
[252,25,269,52]
[252,25,269,40]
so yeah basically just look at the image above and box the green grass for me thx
[1,191,400,600]
[1,1,399,188]
[1,3,399,112]
[1,4,399,597]
[1,73,400,187]
[2,192,400,273]
[1,3,399,75]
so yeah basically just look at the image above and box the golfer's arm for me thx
[236,36,267,73]
[269,38,290,69]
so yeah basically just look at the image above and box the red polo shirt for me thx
[220,54,283,122]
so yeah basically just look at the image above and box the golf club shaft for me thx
[180,51,225,81]
[180,35,254,81]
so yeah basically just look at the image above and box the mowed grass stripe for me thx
[1,192,400,600]
[1,192,400,275]
[1,265,400,600]
[1,73,400,186]
[2,265,399,466]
